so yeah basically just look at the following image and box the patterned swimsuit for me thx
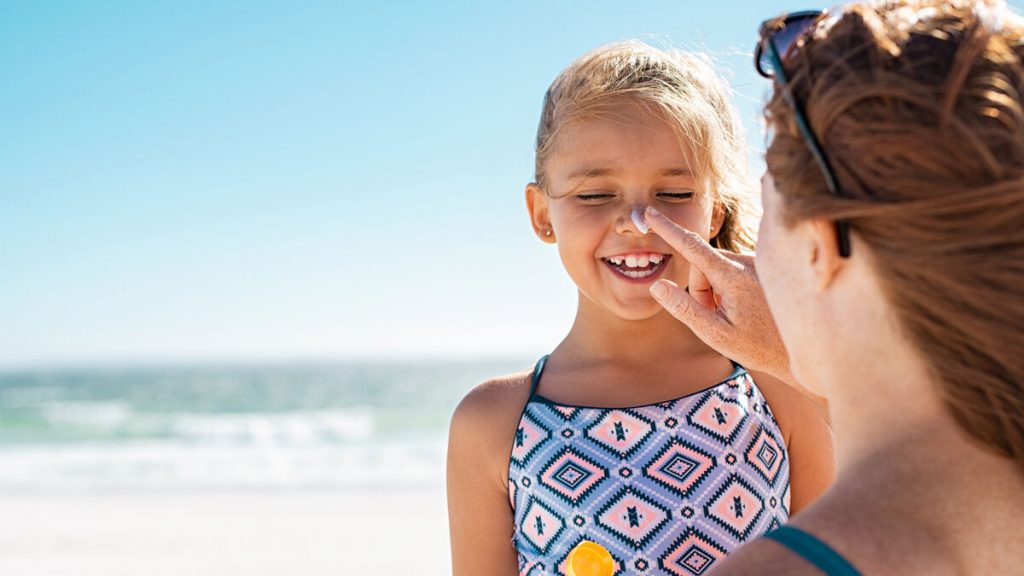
[509,356,791,576]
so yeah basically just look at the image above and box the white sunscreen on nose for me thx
[631,207,650,234]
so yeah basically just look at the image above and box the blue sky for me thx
[4,1,1020,368]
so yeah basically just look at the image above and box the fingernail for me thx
[650,280,668,300]
[645,206,663,220]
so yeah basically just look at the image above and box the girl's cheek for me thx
[661,205,711,233]
[566,205,613,226]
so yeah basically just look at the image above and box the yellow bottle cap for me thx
[566,540,615,576]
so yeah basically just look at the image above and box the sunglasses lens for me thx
[760,14,820,76]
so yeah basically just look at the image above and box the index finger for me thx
[644,207,738,281]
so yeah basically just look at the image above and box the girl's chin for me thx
[607,300,668,322]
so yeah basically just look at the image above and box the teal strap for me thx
[764,526,862,576]
[529,355,550,396]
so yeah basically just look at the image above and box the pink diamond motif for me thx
[686,390,749,444]
[704,474,766,541]
[745,427,785,486]
[584,409,656,458]
[682,548,713,573]
[660,528,728,576]
[595,488,672,549]
[643,438,717,498]
[539,447,608,506]
[518,496,566,554]
[511,410,552,467]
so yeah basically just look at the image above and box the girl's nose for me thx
[616,205,650,235]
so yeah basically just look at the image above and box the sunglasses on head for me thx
[756,10,852,258]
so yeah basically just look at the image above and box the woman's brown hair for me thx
[765,0,1024,465]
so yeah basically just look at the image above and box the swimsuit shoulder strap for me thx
[764,526,862,576]
[529,355,550,397]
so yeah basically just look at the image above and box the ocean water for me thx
[0,359,531,493]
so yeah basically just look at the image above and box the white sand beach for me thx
[0,488,450,576]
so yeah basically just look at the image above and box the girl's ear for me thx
[526,183,557,244]
[709,201,726,245]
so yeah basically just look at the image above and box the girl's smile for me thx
[601,251,672,283]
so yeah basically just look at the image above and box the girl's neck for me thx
[535,294,734,407]
[556,294,717,365]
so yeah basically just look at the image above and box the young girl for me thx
[448,42,834,576]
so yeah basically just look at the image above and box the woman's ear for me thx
[526,183,556,244]
[806,218,843,291]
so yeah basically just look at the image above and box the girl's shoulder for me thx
[452,369,534,426]
[448,368,537,480]
[447,369,539,572]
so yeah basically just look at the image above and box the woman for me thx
[646,1,1024,573]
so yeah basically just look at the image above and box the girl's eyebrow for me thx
[567,167,616,180]
[566,167,692,179]
[661,168,692,177]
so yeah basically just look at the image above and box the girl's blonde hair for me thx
[534,41,758,253]
[764,0,1024,468]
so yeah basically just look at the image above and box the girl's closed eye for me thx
[576,191,616,203]
[656,190,695,202]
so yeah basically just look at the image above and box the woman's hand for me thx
[645,207,794,384]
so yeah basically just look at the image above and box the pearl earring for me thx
[544,229,552,236]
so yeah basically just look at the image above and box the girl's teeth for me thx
[607,254,664,267]
[623,268,656,279]
[605,254,667,273]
